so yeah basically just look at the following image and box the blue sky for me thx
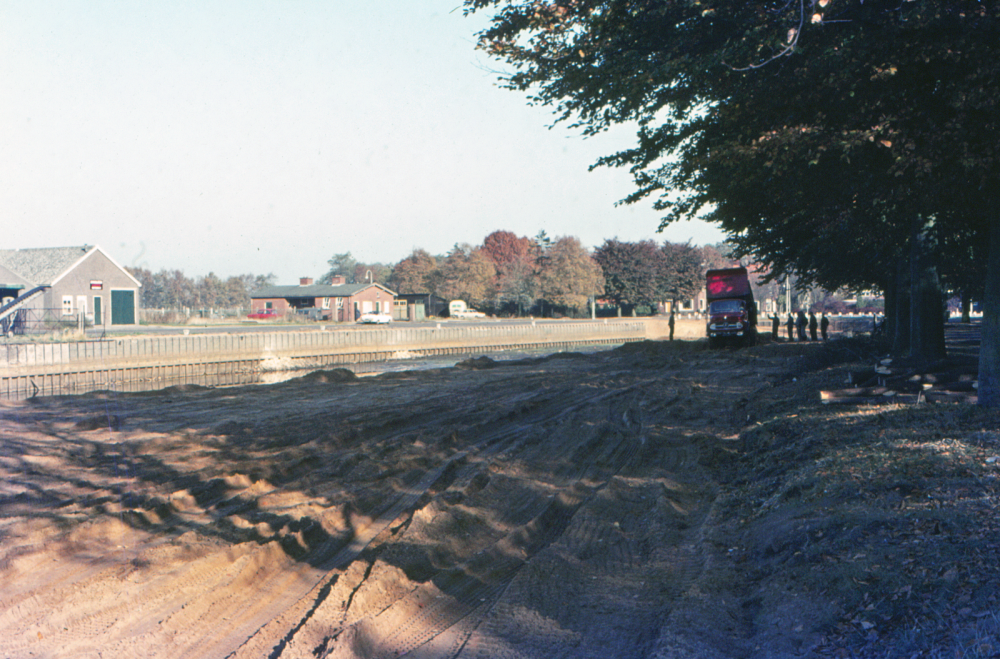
[0,1,724,283]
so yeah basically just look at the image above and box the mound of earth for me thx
[297,368,359,383]
[0,334,996,658]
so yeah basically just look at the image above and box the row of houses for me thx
[1,245,800,331]
[12,244,804,326]
[0,245,450,331]
[0,244,724,330]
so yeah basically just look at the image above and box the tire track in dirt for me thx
[227,454,468,658]
[0,345,779,658]
[237,382,648,657]
[308,379,654,658]
[447,421,710,657]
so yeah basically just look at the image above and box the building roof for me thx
[395,293,445,301]
[0,245,95,285]
[252,282,396,299]
[0,245,141,288]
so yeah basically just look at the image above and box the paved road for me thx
[83,316,617,338]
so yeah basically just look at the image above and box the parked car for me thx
[448,300,487,319]
[296,308,329,321]
[358,312,392,324]
[247,309,280,320]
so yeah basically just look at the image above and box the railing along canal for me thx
[0,320,646,399]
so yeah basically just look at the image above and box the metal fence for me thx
[139,308,250,324]
[0,320,649,399]
[1,308,82,336]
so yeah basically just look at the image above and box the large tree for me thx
[537,236,604,314]
[320,252,358,284]
[659,241,702,309]
[352,262,392,286]
[467,0,1000,405]
[437,244,498,309]
[593,239,663,314]
[482,230,534,273]
[496,256,539,315]
[482,230,539,313]
[389,249,439,295]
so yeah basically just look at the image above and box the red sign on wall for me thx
[90,281,103,290]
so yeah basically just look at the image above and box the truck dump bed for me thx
[706,268,753,301]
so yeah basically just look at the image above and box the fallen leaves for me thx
[727,343,1000,656]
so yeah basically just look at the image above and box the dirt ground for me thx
[2,336,999,658]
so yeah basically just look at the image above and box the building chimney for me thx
[330,275,346,285]
[300,277,313,286]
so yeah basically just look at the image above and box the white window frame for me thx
[62,296,73,316]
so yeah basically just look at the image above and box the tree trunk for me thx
[978,213,1000,407]
[883,274,896,347]
[892,257,911,356]
[961,291,972,324]
[909,218,946,367]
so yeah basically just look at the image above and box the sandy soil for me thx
[0,341,817,658]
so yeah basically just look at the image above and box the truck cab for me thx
[706,267,757,347]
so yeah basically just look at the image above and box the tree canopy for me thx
[659,241,702,306]
[593,239,663,311]
[388,249,438,295]
[537,236,605,312]
[384,230,612,317]
[320,252,358,284]
[128,269,275,310]
[466,0,1000,406]
[436,245,498,309]
[482,230,534,273]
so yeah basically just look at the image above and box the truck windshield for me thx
[710,300,743,314]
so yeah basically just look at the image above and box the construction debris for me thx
[822,357,978,405]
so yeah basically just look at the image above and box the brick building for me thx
[250,277,396,322]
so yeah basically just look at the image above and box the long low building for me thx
[251,276,396,322]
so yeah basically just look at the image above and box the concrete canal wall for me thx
[0,319,648,399]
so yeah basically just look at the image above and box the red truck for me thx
[706,267,758,347]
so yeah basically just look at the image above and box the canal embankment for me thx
[1,318,689,399]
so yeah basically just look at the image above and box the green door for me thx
[111,290,135,325]
[93,296,102,325]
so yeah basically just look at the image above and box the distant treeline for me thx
[128,230,867,317]
[125,231,804,317]
[319,231,729,317]
[126,268,277,310]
